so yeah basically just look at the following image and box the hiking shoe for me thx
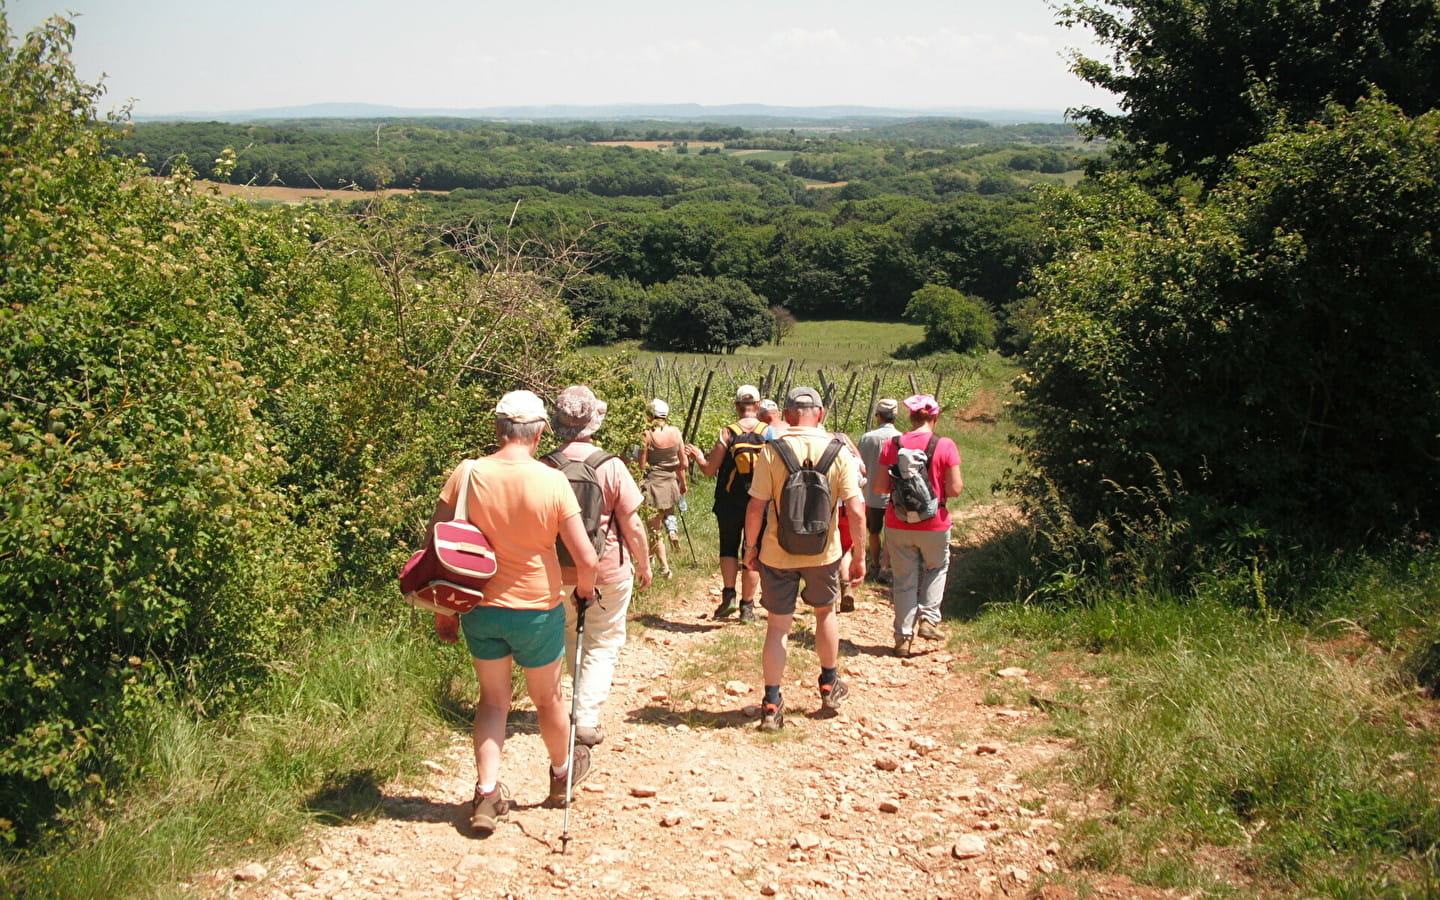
[714,588,739,619]
[876,570,893,586]
[575,725,604,747]
[547,744,592,807]
[668,531,680,548]
[839,593,856,612]
[660,567,673,580]
[894,635,913,659]
[820,678,849,711]
[469,782,511,836]
[917,620,944,641]
[738,601,756,622]
[758,698,785,732]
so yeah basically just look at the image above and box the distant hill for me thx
[138,101,1072,127]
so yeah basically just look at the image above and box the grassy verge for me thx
[960,564,1440,897]
[0,610,469,900]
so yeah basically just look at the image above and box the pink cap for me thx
[903,393,940,415]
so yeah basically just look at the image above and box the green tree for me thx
[903,284,996,354]
[1059,0,1440,185]
[645,276,773,354]
[564,274,651,344]
[1016,99,1440,548]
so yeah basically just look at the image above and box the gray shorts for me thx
[757,559,841,616]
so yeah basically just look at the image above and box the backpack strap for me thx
[814,437,844,474]
[584,448,616,470]
[771,436,802,473]
[584,448,623,565]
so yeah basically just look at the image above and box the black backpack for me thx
[714,421,767,507]
[770,436,845,556]
[544,448,618,567]
[888,433,941,524]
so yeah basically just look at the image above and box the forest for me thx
[6,1,1440,896]
[114,117,1093,344]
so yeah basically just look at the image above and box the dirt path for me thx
[201,555,1171,900]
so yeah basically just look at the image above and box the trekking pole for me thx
[560,588,592,854]
[678,500,697,565]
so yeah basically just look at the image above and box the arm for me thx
[685,431,729,478]
[617,506,652,590]
[873,465,891,496]
[558,512,599,602]
[943,463,964,500]
[844,495,866,585]
[674,428,689,493]
[743,494,767,571]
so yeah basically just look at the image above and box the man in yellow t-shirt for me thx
[743,386,865,732]
[429,389,599,836]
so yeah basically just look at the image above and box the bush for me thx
[1015,99,1440,556]
[644,275,773,354]
[903,284,996,355]
[0,14,618,843]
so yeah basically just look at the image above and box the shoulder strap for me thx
[454,459,475,520]
[924,433,941,459]
[542,449,565,469]
[815,438,844,474]
[772,437,802,473]
[584,449,616,468]
[891,434,902,454]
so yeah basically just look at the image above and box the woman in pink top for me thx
[873,394,963,659]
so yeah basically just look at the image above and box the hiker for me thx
[428,389,598,836]
[551,386,652,748]
[684,384,767,621]
[872,393,963,659]
[639,398,687,579]
[743,386,865,731]
[857,398,902,585]
[758,398,787,439]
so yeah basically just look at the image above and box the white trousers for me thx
[885,528,950,639]
[559,579,633,729]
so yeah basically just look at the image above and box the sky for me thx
[7,0,1116,118]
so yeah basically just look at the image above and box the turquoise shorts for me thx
[458,603,566,668]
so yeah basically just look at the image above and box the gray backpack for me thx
[888,434,940,523]
[544,448,618,567]
[771,437,845,556]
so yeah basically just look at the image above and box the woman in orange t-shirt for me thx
[427,390,598,837]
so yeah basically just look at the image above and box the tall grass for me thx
[970,577,1440,897]
[0,611,468,900]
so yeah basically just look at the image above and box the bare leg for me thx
[762,612,793,686]
[741,566,760,604]
[720,556,740,590]
[812,603,839,669]
[521,658,570,770]
[471,656,514,787]
[649,511,670,572]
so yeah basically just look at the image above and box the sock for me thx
[551,764,567,778]
[478,782,496,795]
[763,684,781,706]
[819,667,837,687]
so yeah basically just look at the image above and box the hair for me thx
[876,407,896,423]
[908,409,938,428]
[496,418,546,444]
[735,401,759,416]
